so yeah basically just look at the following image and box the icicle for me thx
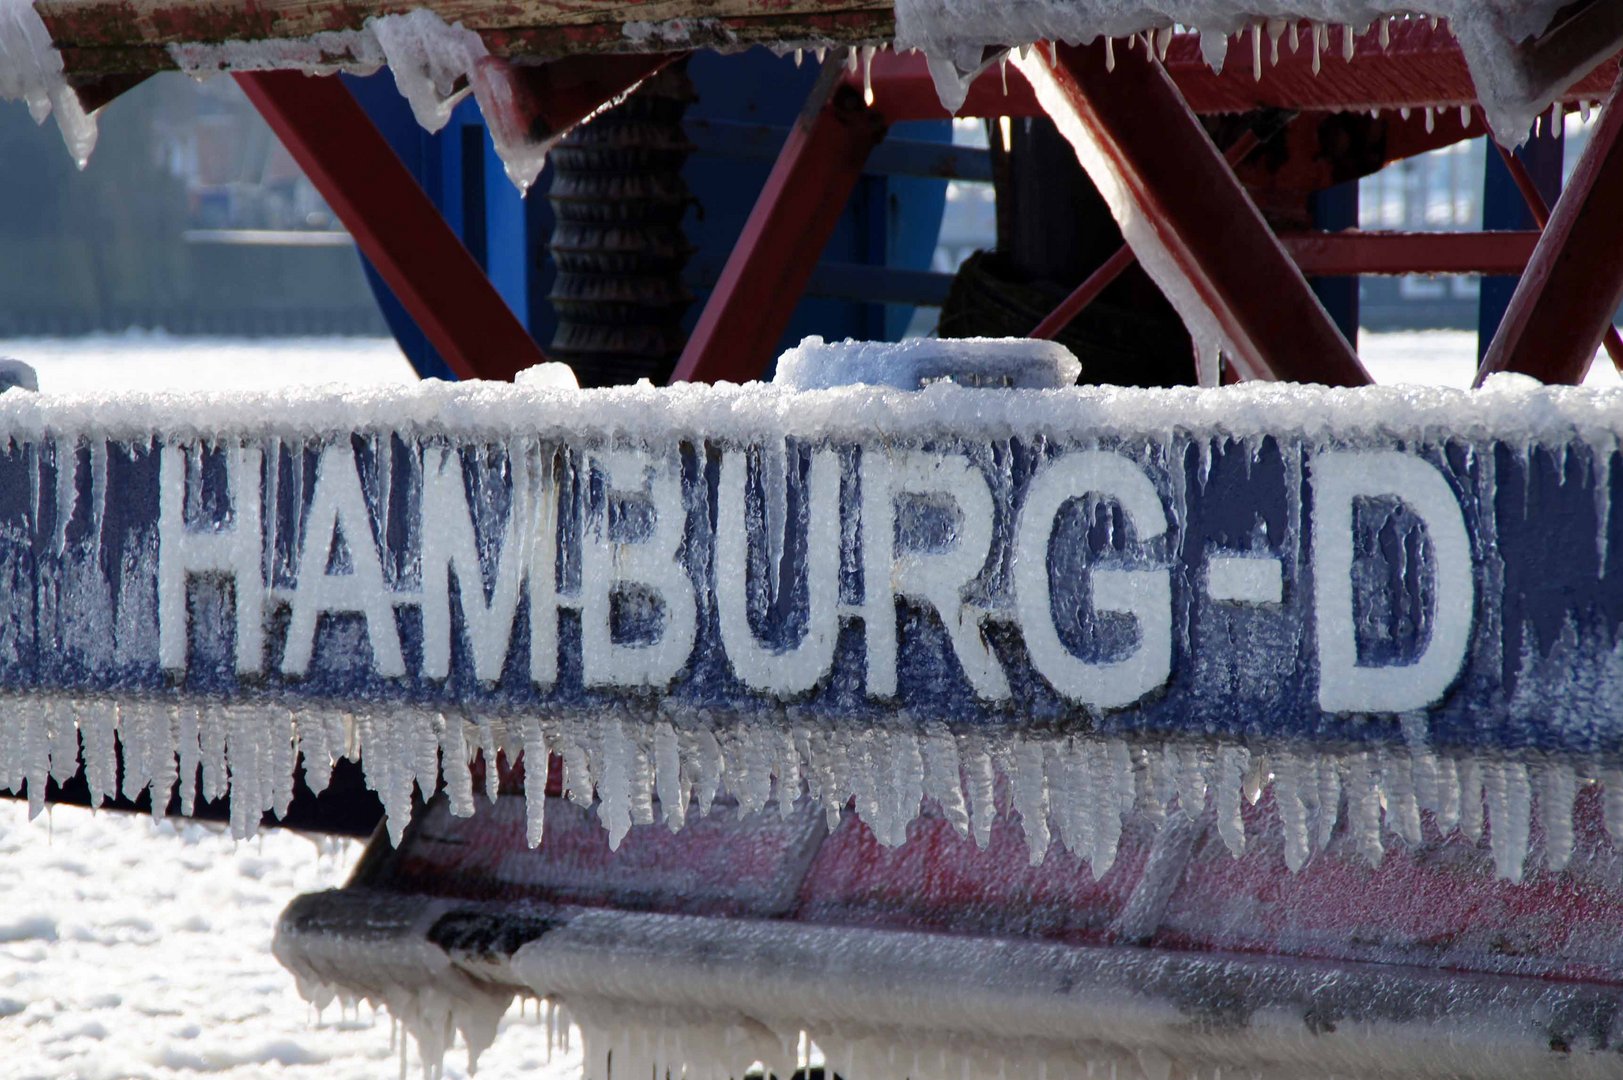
[1605,768,1623,844]
[692,725,723,817]
[598,718,635,850]
[1048,737,1091,861]
[1593,442,1614,574]
[1379,16,1391,50]
[1343,751,1383,866]
[1485,761,1532,882]
[1104,36,1114,73]
[1425,107,1436,133]
[1266,19,1286,66]
[80,700,117,809]
[965,738,996,849]
[1461,104,1471,127]
[654,721,686,832]
[1458,757,1485,843]
[522,716,547,848]
[1537,763,1576,871]
[1582,100,1594,124]
[1311,22,1322,74]
[88,438,107,554]
[862,45,876,108]
[1433,754,1461,833]
[1089,740,1129,876]
[1342,23,1355,62]
[1175,744,1206,819]
[441,716,475,818]
[1383,750,1422,845]
[1289,19,1300,54]
[561,734,592,807]
[1215,745,1247,856]
[1275,753,1311,871]
[1250,23,1261,81]
[52,438,76,554]
[176,705,201,815]
[921,728,968,838]
[793,48,802,68]
[44,697,78,785]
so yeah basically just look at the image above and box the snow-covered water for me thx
[0,802,576,1080]
[0,328,1614,1078]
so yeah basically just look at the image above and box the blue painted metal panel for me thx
[1478,127,1563,362]
[9,386,1623,759]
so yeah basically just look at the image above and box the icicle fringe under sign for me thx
[1,377,1622,875]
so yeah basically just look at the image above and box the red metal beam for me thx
[473,52,683,147]
[1016,40,1371,386]
[1162,19,1619,116]
[1477,80,1623,387]
[1487,135,1623,375]
[1030,131,1262,342]
[1281,230,1541,276]
[859,28,1621,125]
[237,71,545,382]
[671,71,887,384]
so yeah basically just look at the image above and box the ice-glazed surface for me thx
[170,9,560,192]
[0,0,95,164]
[0,369,1619,877]
[898,2,1584,144]
[775,335,1082,390]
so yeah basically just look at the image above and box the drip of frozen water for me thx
[0,0,97,164]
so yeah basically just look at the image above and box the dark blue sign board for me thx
[1,385,1620,759]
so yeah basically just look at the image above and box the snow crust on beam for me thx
[896,2,1589,144]
[0,0,95,165]
[0,366,1616,446]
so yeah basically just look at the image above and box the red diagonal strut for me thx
[672,68,888,384]
[238,70,547,382]
[1476,79,1623,387]
[1015,40,1372,385]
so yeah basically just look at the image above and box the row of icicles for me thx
[782,14,1604,137]
[4,694,1621,885]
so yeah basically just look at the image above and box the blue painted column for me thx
[1309,180,1361,347]
[1478,123,1563,363]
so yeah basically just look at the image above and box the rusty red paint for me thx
[1027,40,1371,386]
[1477,77,1623,387]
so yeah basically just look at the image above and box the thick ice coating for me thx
[0,0,96,165]
[0,371,1617,883]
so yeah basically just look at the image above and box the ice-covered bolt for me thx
[0,359,38,393]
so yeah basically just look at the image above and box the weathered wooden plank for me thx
[38,0,894,76]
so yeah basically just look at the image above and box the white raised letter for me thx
[420,442,558,684]
[1312,450,1473,713]
[716,446,841,693]
[158,443,265,674]
[580,449,697,687]
[1013,451,1171,708]
[282,441,404,678]
[893,452,1008,700]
